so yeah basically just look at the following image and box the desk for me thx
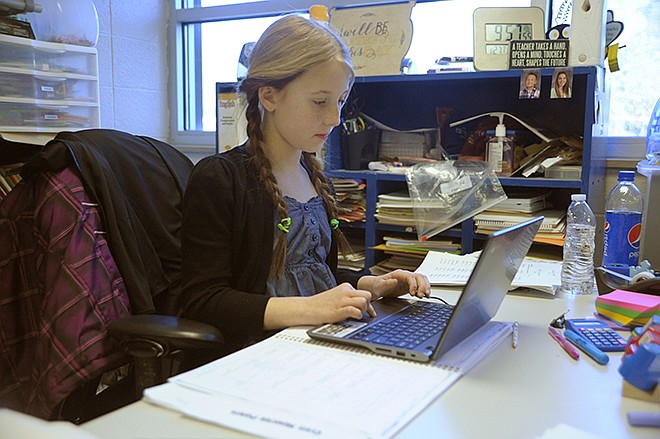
[82,291,659,439]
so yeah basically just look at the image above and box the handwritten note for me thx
[330,2,413,76]
[415,251,561,293]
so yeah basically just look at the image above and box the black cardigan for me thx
[179,146,343,348]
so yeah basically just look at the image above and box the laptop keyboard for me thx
[350,302,453,350]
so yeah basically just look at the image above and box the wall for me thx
[93,0,169,142]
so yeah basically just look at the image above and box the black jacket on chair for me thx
[22,129,193,315]
[1,129,221,422]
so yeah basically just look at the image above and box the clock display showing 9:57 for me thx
[485,23,534,55]
[473,7,545,71]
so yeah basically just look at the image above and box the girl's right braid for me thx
[243,90,290,278]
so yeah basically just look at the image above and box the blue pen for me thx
[564,329,609,365]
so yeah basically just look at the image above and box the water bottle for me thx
[647,98,660,165]
[560,194,596,295]
[602,170,643,274]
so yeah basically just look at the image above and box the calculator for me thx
[565,318,628,352]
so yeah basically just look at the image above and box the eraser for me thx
[627,411,660,428]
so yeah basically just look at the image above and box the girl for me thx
[180,15,430,352]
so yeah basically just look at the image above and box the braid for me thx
[244,92,264,148]
[302,153,352,257]
[242,86,290,279]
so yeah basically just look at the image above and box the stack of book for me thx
[474,190,565,245]
[373,236,461,256]
[491,189,554,213]
[370,254,423,276]
[369,236,461,276]
[0,165,23,200]
[338,249,366,272]
[375,190,416,227]
[332,178,366,223]
[338,237,366,272]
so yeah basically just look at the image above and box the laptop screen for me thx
[432,216,541,360]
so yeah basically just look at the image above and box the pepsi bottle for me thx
[602,171,644,274]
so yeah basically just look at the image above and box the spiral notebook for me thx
[474,209,565,231]
[143,321,512,439]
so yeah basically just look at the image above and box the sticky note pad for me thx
[596,290,660,327]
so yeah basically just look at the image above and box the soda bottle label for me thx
[602,210,642,269]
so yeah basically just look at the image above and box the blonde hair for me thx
[239,15,354,279]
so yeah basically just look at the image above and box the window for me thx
[170,0,659,151]
[550,0,659,137]
[598,0,659,137]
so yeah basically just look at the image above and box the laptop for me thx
[308,216,542,362]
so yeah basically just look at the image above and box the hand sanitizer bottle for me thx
[485,113,514,176]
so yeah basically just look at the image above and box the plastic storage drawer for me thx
[0,101,97,130]
[0,34,97,77]
[0,71,97,102]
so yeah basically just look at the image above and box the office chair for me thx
[0,130,223,423]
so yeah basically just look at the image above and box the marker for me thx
[548,326,579,360]
[564,329,609,365]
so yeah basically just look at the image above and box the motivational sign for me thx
[330,2,413,76]
[509,40,569,69]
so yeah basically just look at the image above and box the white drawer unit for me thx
[0,34,99,132]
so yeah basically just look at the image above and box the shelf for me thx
[325,67,605,274]
[328,169,583,189]
[0,34,97,54]
[0,66,97,81]
[353,66,595,84]
[0,97,98,106]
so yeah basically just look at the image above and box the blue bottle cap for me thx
[618,170,635,181]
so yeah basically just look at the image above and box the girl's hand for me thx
[264,283,374,330]
[357,270,431,300]
[306,283,375,324]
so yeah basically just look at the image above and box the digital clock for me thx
[473,7,546,71]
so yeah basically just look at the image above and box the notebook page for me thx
[165,327,459,439]
[415,251,560,290]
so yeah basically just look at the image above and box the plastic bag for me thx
[405,160,507,241]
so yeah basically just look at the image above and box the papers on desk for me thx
[415,251,561,295]
[143,322,512,439]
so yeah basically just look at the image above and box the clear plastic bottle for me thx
[646,98,660,165]
[486,117,514,176]
[560,194,596,295]
[602,170,644,273]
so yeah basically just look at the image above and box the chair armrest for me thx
[108,315,224,396]
[108,315,224,355]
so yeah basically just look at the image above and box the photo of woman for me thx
[551,69,572,99]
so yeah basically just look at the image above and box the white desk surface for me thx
[81,290,659,439]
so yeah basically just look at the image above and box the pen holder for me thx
[341,126,380,170]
